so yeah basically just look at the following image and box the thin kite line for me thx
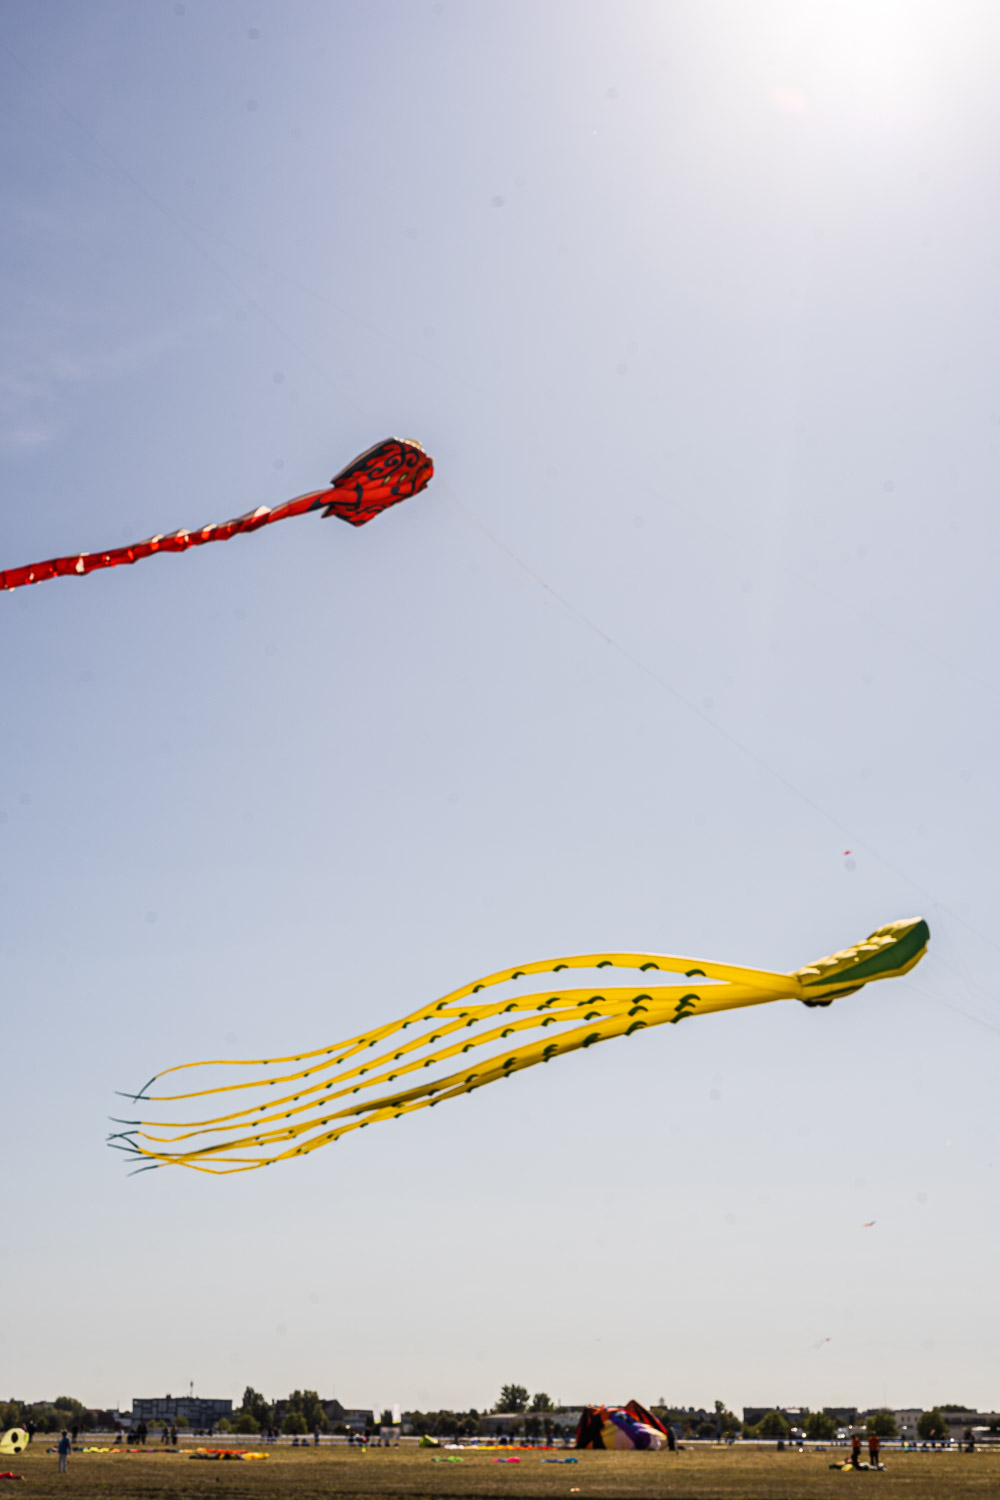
[437,480,1000,978]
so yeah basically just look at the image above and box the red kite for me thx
[0,437,432,592]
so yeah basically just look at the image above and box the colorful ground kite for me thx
[189,1450,269,1461]
[109,918,928,1175]
[576,1401,666,1450]
[0,437,432,592]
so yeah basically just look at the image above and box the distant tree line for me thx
[0,1398,99,1434]
[227,1388,331,1435]
[3,1391,986,1442]
[735,1409,901,1440]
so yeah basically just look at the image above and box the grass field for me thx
[9,1443,1000,1500]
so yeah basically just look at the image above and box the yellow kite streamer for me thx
[110,918,928,1175]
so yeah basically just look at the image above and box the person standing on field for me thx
[57,1431,71,1474]
[851,1433,862,1468]
[868,1431,881,1467]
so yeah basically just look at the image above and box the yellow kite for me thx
[110,917,928,1175]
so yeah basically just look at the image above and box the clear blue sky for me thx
[1,0,997,1417]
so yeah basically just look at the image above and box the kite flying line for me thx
[436,480,1000,1029]
[109,918,928,1174]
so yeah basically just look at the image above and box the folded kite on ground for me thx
[109,918,928,1175]
[189,1449,268,1460]
[576,1401,667,1450]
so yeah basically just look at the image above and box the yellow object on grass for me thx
[111,918,928,1175]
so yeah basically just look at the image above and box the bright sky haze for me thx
[1,0,998,1417]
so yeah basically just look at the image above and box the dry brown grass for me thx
[11,1441,999,1500]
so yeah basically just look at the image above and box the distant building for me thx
[91,1410,130,1430]
[131,1396,232,1428]
[823,1409,858,1427]
[480,1410,581,1437]
[940,1410,1000,1441]
[891,1410,923,1441]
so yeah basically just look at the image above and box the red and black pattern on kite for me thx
[0,437,433,593]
